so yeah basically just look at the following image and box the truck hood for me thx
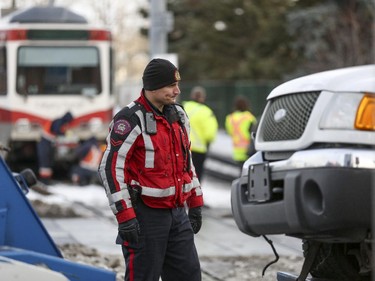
[268,64,375,99]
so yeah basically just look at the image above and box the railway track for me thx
[204,152,239,182]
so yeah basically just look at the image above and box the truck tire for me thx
[302,240,371,281]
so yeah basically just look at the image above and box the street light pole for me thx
[149,0,174,59]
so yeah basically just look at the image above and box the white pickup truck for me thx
[231,65,374,281]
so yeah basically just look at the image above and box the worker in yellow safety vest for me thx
[225,95,257,169]
[183,86,218,181]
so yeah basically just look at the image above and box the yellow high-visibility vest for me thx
[225,111,257,162]
[183,100,218,153]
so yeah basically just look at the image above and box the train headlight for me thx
[14,118,32,133]
[88,117,104,132]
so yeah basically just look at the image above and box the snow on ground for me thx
[200,176,232,209]
[28,184,108,208]
[27,175,232,211]
[27,130,234,210]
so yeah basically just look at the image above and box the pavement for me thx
[39,130,303,265]
[42,208,303,258]
[37,130,295,258]
[41,201,303,281]
[36,131,304,280]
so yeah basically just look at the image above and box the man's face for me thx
[149,82,181,109]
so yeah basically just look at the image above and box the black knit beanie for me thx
[142,58,181,90]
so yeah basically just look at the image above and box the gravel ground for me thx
[59,243,304,281]
[199,255,303,281]
[31,196,304,281]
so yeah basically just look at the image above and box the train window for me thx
[16,46,101,95]
[0,46,6,95]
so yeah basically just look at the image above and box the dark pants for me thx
[70,165,101,186]
[191,151,207,182]
[119,200,201,281]
[37,137,54,170]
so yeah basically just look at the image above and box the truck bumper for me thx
[231,148,374,242]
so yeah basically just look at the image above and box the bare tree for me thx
[83,1,149,83]
[287,0,374,76]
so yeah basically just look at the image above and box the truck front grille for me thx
[260,91,320,141]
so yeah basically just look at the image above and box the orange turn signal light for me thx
[355,93,375,131]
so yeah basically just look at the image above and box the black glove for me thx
[188,207,202,234]
[118,218,140,244]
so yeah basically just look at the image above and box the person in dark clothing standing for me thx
[37,111,73,184]
[98,58,203,281]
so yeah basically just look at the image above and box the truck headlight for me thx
[320,93,375,131]
[355,93,375,131]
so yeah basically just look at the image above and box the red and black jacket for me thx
[99,92,203,223]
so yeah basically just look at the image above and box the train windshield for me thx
[16,46,101,96]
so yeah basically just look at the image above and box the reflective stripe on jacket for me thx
[183,100,218,153]
[225,111,256,162]
[98,92,203,223]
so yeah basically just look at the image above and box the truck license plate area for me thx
[247,163,271,202]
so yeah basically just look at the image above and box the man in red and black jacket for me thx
[99,58,203,281]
